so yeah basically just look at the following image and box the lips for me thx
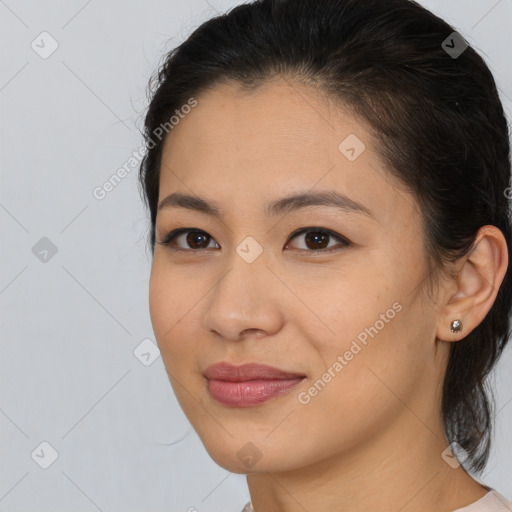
[203,362,306,407]
[203,362,306,381]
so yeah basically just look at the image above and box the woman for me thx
[138,0,512,510]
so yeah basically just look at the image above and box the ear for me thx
[436,225,508,342]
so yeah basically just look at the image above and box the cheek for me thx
[299,267,395,354]
[293,313,419,446]
[149,261,189,350]
[149,256,193,321]
[148,263,171,340]
[148,260,206,378]
[298,261,422,404]
[306,282,432,432]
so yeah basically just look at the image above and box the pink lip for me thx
[203,362,306,407]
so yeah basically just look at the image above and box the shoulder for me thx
[452,489,512,512]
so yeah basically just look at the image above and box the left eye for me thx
[285,227,351,252]
[157,227,351,253]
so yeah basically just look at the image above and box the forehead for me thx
[158,78,412,227]
[163,78,360,160]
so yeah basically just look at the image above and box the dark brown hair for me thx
[138,0,512,473]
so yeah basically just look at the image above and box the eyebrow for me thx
[157,190,374,219]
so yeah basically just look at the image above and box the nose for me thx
[202,253,285,342]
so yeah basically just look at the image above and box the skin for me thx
[148,77,508,512]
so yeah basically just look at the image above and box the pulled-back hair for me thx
[138,0,512,474]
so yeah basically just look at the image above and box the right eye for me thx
[157,228,219,251]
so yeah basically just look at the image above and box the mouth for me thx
[203,362,306,407]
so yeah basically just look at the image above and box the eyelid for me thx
[157,228,219,251]
[157,226,352,254]
[285,227,351,252]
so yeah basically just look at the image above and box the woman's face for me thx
[149,78,448,474]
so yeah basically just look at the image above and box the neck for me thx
[246,412,487,512]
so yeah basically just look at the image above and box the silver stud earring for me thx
[450,319,463,333]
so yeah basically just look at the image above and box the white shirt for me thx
[241,489,512,511]
[453,489,512,511]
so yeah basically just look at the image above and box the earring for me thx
[450,319,463,333]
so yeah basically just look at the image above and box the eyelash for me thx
[156,227,352,255]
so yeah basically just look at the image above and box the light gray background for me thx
[0,1,511,511]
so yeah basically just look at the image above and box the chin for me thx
[197,433,300,474]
